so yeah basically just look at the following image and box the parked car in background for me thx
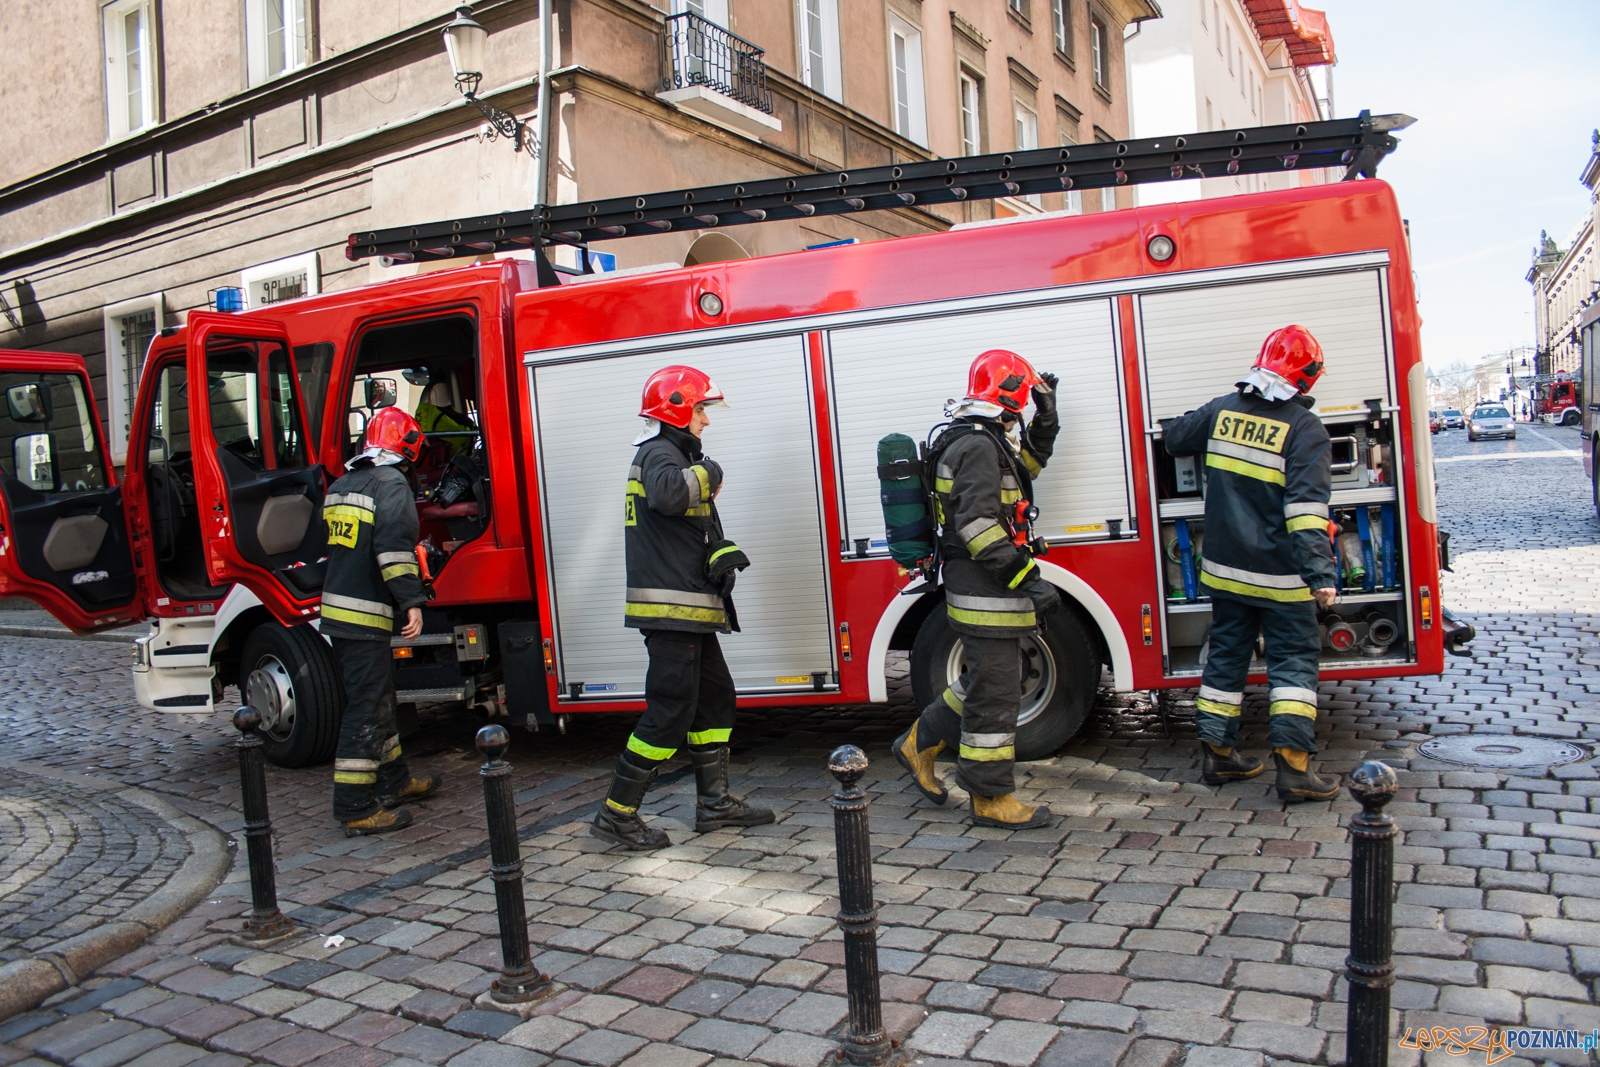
[1429,410,1443,434]
[1468,404,1517,442]
[1440,408,1465,429]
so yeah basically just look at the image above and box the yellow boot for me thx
[893,722,947,804]
[379,774,442,810]
[971,793,1052,829]
[343,807,413,837]
[1272,748,1340,802]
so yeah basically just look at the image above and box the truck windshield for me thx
[0,373,106,493]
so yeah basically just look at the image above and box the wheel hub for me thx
[245,656,297,741]
[944,635,1057,727]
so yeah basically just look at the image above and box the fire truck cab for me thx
[0,174,1470,767]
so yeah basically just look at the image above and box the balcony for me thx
[658,11,781,141]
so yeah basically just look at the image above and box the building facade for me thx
[0,0,1157,464]
[1528,133,1600,378]
[1123,0,1333,204]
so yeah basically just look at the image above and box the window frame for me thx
[245,0,313,87]
[102,292,164,465]
[796,0,843,101]
[887,14,928,147]
[1089,13,1109,92]
[1050,0,1073,61]
[958,70,984,157]
[101,0,158,141]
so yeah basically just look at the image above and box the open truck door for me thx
[185,314,328,627]
[0,350,142,631]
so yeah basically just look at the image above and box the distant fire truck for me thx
[0,112,1472,767]
[1532,375,1582,425]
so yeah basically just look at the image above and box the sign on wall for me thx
[241,252,320,310]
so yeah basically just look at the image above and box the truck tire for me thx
[241,623,343,768]
[1565,409,1581,426]
[910,599,1099,763]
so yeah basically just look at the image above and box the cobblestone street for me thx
[1,422,1599,1067]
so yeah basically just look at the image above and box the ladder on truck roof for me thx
[345,110,1414,276]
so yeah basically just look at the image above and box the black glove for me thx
[1024,575,1063,617]
[694,457,724,497]
[1031,373,1059,419]
[707,538,750,581]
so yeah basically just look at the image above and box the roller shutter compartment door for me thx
[828,298,1131,549]
[530,334,835,696]
[1139,269,1391,425]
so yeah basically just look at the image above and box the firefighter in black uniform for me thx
[323,407,441,834]
[1161,325,1341,801]
[591,366,775,851]
[894,349,1063,829]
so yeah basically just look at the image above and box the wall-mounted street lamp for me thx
[442,5,537,156]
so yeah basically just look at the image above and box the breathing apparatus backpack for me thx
[877,433,934,575]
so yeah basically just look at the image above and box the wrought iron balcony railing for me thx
[661,11,774,115]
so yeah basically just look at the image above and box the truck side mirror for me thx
[6,382,49,423]
[14,432,54,490]
[365,378,398,411]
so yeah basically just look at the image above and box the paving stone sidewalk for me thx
[1,426,1599,1067]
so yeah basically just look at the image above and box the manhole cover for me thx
[1417,735,1587,769]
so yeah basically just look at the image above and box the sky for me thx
[1316,0,1599,370]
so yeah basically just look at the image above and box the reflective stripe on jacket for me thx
[1162,390,1337,605]
[320,464,426,640]
[624,425,735,633]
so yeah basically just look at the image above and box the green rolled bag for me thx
[877,433,934,569]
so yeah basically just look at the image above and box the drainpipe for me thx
[533,0,552,207]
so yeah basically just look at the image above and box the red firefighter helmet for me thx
[967,349,1040,414]
[1254,325,1326,395]
[639,365,728,428]
[365,406,426,463]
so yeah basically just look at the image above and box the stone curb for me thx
[0,759,234,1021]
[0,623,139,644]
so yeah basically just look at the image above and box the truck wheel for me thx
[241,623,343,768]
[1565,409,1581,426]
[910,600,1099,763]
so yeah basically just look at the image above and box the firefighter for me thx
[1161,325,1341,801]
[893,349,1063,829]
[416,381,475,458]
[590,366,774,851]
[322,407,441,835]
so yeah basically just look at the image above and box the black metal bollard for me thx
[1346,760,1399,1067]
[828,745,904,1067]
[233,708,298,942]
[476,725,551,1003]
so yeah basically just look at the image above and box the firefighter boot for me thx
[971,793,1053,830]
[591,754,671,851]
[1273,748,1340,802]
[344,807,413,837]
[1200,744,1264,786]
[379,774,442,810]
[893,721,948,805]
[690,746,775,833]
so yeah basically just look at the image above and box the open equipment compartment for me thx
[1138,257,1415,678]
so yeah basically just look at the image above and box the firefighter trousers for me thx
[913,635,1021,797]
[331,637,413,821]
[1196,594,1320,754]
[620,630,737,773]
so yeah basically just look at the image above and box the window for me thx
[246,0,310,86]
[103,293,163,464]
[1090,15,1108,89]
[1213,3,1220,44]
[0,375,107,493]
[1014,103,1040,206]
[1051,0,1070,55]
[889,16,927,146]
[797,0,842,100]
[102,0,157,139]
[1225,24,1233,72]
[1008,0,1030,18]
[959,72,983,156]
[1101,186,1116,212]
[206,340,307,471]
[1200,2,1208,28]
[1205,98,1213,130]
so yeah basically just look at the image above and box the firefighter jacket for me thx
[933,419,1051,638]
[320,463,428,641]
[1162,389,1338,604]
[624,424,737,634]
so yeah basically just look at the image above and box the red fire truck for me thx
[1533,376,1582,425]
[0,114,1472,767]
